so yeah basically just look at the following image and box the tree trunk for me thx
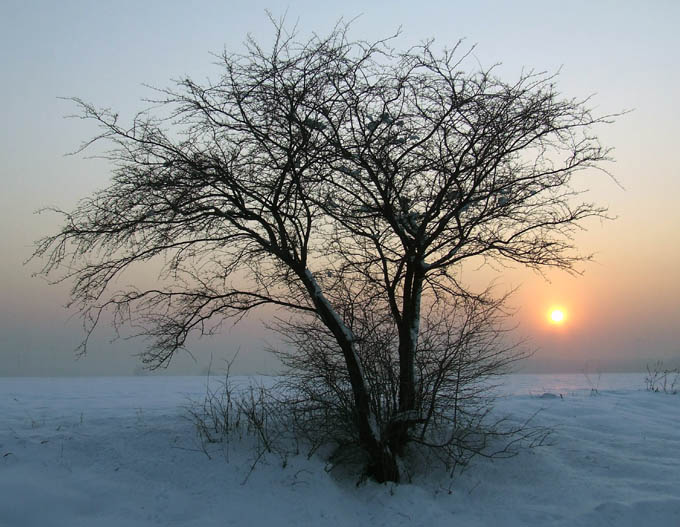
[390,267,424,455]
[301,269,400,482]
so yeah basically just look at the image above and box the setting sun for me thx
[550,309,565,323]
[548,308,567,325]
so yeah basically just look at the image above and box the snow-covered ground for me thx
[1,374,678,526]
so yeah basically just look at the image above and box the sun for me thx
[549,308,566,324]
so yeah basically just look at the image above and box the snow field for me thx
[1,374,678,526]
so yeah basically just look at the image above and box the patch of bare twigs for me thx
[645,361,679,394]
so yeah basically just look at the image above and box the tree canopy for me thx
[35,21,614,481]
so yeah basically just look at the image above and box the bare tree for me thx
[34,20,614,482]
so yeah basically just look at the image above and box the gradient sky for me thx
[1,0,678,375]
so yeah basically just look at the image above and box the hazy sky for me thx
[2,0,679,375]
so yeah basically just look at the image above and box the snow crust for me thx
[1,374,678,526]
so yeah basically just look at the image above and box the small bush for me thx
[645,361,679,394]
[186,362,295,481]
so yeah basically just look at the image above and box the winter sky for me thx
[1,0,678,375]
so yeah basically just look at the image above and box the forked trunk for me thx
[301,269,400,482]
